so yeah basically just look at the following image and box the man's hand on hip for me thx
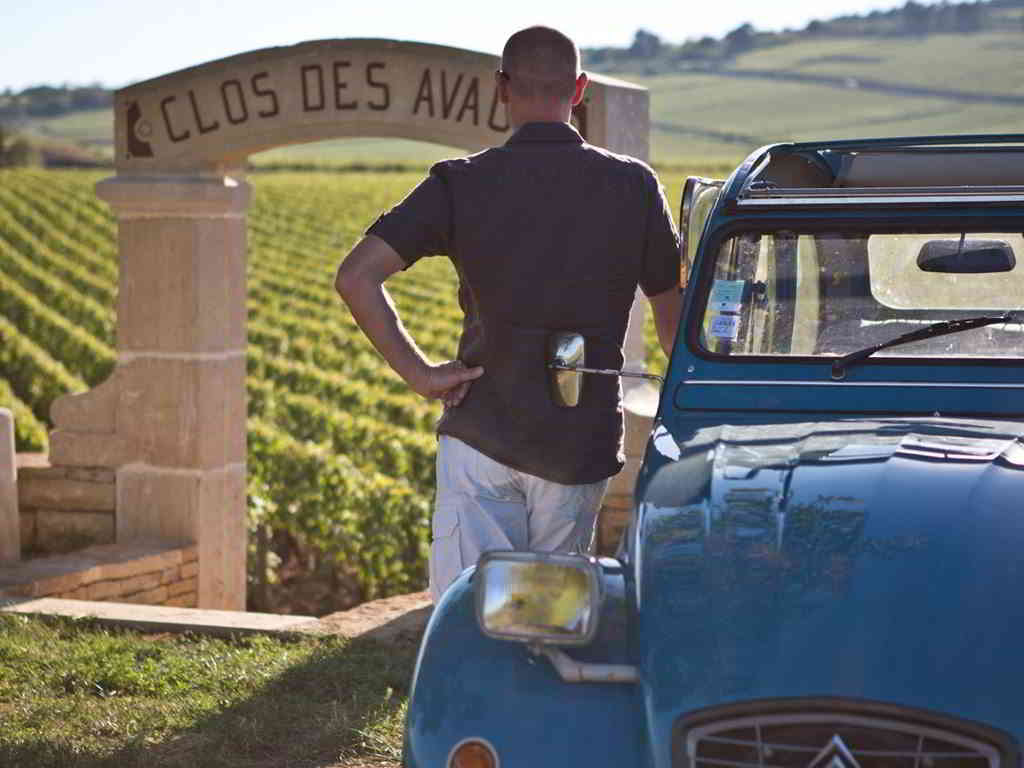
[338,236,486,406]
[416,360,484,407]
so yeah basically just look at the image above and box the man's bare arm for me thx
[648,285,683,357]
[335,235,483,406]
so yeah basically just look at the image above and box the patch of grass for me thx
[0,614,417,768]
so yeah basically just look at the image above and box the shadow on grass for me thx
[0,610,430,768]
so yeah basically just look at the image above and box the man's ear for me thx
[571,72,589,107]
[495,70,510,104]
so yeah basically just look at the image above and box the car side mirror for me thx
[547,331,665,407]
[680,177,725,283]
[548,332,585,408]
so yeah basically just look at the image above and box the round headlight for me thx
[448,738,499,768]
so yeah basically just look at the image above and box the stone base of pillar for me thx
[17,462,116,556]
[117,464,246,610]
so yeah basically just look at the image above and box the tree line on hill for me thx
[583,0,1023,73]
[0,84,110,166]
[0,125,39,168]
[0,84,111,122]
[0,85,113,167]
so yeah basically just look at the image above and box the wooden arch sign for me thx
[112,39,649,171]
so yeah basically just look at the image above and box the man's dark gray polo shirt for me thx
[367,121,680,484]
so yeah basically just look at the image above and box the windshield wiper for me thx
[831,312,1021,380]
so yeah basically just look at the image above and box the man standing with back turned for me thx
[335,26,682,603]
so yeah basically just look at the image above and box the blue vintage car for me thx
[403,135,1024,768]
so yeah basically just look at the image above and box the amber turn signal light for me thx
[449,738,498,768]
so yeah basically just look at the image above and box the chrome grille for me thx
[677,708,1006,768]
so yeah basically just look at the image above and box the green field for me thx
[640,70,1024,159]
[624,31,1024,159]
[21,109,113,144]
[0,167,688,611]
[253,137,467,168]
[731,30,1024,93]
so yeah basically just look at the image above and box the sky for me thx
[3,0,907,92]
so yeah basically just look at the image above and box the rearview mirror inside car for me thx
[918,238,1016,273]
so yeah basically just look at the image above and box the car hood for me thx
[632,414,1024,737]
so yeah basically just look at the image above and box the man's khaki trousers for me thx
[429,435,609,603]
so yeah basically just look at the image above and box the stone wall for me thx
[18,459,116,556]
[0,541,198,608]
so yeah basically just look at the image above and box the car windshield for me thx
[699,230,1024,359]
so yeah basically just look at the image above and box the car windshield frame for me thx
[685,220,1024,371]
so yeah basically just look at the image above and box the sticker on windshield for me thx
[710,314,740,340]
[710,280,745,312]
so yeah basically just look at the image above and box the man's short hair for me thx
[501,26,580,102]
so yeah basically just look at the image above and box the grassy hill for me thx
[729,30,1024,93]
[618,30,1024,160]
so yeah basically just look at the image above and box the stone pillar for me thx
[582,78,653,384]
[50,174,249,609]
[581,79,659,551]
[0,409,18,564]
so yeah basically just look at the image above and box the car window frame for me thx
[683,219,1024,373]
